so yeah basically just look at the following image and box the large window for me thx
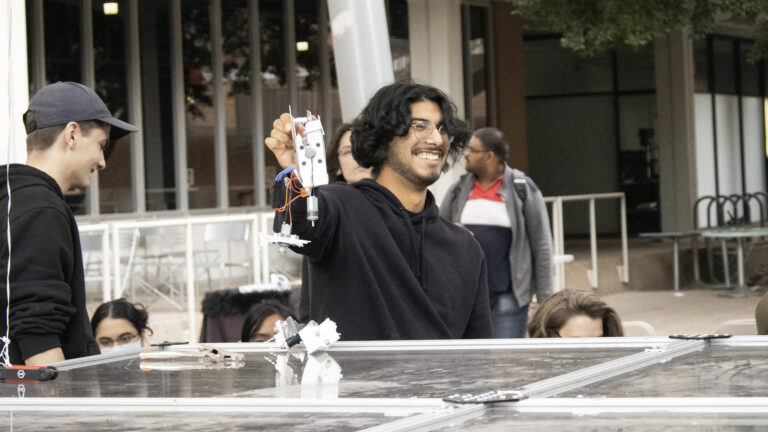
[461,4,493,129]
[93,0,132,214]
[693,35,768,224]
[182,0,214,209]
[140,0,176,211]
[524,36,657,234]
[27,0,407,216]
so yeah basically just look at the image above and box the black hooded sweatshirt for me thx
[282,178,492,340]
[0,164,99,364]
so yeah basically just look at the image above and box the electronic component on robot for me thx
[273,317,340,354]
[306,195,319,225]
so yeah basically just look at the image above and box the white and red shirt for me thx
[459,176,513,298]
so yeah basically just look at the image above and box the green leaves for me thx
[511,0,768,59]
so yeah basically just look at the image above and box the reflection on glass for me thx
[183,0,216,209]
[465,5,489,128]
[267,351,342,399]
[43,0,85,214]
[25,0,36,95]
[388,0,410,83]
[222,0,256,207]
[693,37,710,93]
[260,0,286,187]
[556,346,768,398]
[616,45,655,91]
[43,0,82,85]
[294,1,335,135]
[713,37,736,95]
[740,41,760,97]
[442,409,768,430]
[140,1,176,211]
[93,0,133,214]
[618,94,660,232]
[524,38,613,96]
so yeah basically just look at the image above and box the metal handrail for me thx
[81,213,268,343]
[80,191,630,343]
[544,192,629,291]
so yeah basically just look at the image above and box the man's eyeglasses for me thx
[98,332,138,348]
[411,120,454,144]
[465,146,488,153]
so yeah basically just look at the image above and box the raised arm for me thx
[264,112,299,169]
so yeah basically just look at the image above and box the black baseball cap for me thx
[23,81,138,140]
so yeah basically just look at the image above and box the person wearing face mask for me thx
[527,289,624,338]
[91,299,153,354]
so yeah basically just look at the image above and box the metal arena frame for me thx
[2,336,768,431]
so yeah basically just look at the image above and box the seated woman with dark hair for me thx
[528,290,623,338]
[91,299,153,353]
[241,300,295,342]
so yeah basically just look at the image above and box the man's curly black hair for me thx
[350,82,471,175]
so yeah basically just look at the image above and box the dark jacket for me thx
[440,166,554,307]
[281,179,492,340]
[0,164,99,364]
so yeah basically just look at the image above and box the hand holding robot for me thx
[262,108,329,251]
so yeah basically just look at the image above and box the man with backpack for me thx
[441,127,553,338]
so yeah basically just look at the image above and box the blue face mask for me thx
[101,340,142,355]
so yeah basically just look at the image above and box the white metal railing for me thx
[79,192,629,343]
[544,192,629,291]
[80,212,271,343]
[78,224,111,304]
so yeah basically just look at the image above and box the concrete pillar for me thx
[492,1,528,173]
[407,0,464,112]
[655,29,698,231]
[1,0,29,164]
[328,0,394,122]
[408,0,466,203]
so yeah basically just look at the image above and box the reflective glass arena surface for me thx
[0,342,639,399]
[440,410,768,432]
[2,338,768,431]
[555,341,768,398]
[0,410,397,432]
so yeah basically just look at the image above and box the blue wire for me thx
[275,166,296,181]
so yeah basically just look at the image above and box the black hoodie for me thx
[0,164,99,364]
[283,179,492,340]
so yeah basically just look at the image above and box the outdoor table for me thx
[639,231,699,295]
[701,226,768,297]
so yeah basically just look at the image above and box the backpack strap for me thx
[512,171,528,203]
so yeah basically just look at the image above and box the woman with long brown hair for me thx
[528,289,623,338]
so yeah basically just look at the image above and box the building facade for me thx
[9,0,768,234]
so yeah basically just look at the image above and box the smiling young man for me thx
[265,82,492,340]
[0,81,137,365]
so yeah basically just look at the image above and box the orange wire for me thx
[273,172,307,215]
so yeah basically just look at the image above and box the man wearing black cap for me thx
[0,81,137,365]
